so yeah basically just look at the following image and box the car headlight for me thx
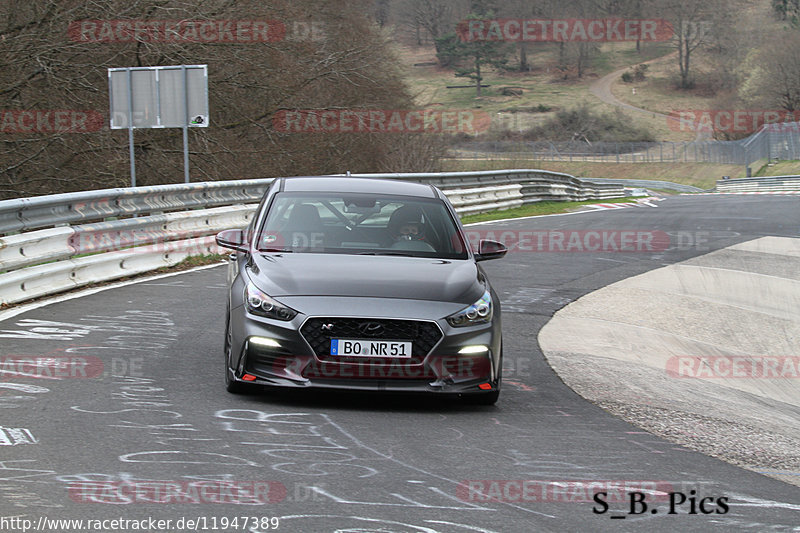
[447,290,492,327]
[245,281,297,321]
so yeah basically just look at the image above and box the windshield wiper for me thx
[260,248,293,253]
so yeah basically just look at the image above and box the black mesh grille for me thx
[300,317,442,364]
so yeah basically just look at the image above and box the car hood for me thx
[248,253,483,304]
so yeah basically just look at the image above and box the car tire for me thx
[224,311,248,394]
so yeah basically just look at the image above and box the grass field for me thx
[753,160,800,177]
[459,197,637,224]
[442,158,800,189]
[609,52,720,117]
[393,12,799,185]
[397,41,677,140]
[442,159,762,190]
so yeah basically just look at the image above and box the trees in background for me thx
[394,0,467,50]
[741,30,800,112]
[0,0,444,198]
[7,0,798,197]
[655,0,722,89]
[772,0,800,25]
[434,1,511,96]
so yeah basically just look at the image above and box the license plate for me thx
[330,339,412,358]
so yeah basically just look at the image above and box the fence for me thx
[0,170,624,306]
[448,122,800,173]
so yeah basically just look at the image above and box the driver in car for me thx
[388,206,426,240]
[386,206,436,251]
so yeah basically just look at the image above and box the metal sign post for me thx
[108,65,209,186]
[182,65,190,184]
[126,69,136,187]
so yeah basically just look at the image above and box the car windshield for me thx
[256,192,469,259]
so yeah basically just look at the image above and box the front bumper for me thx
[227,301,502,395]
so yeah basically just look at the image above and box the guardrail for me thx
[715,175,800,192]
[0,179,271,235]
[0,170,623,306]
[345,169,625,208]
[581,177,704,193]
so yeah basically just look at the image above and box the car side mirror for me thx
[215,229,248,252]
[475,239,507,261]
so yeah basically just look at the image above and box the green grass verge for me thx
[153,253,227,273]
[753,160,800,177]
[459,197,636,224]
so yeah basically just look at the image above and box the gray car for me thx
[215,176,507,404]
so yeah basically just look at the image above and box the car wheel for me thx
[224,311,248,394]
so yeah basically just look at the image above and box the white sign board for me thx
[109,65,208,129]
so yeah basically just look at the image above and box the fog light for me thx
[242,374,257,381]
[459,345,489,354]
[478,382,492,390]
[250,336,281,348]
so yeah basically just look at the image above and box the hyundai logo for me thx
[358,322,384,336]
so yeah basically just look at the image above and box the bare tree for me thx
[658,0,720,89]
[702,0,753,91]
[374,0,391,27]
[748,30,800,111]
[396,0,467,53]
[375,133,447,172]
[559,0,601,79]
[495,0,560,72]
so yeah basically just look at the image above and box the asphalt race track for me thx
[0,194,799,532]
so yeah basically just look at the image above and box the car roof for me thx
[280,176,438,198]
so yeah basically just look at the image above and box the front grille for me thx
[300,317,442,365]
